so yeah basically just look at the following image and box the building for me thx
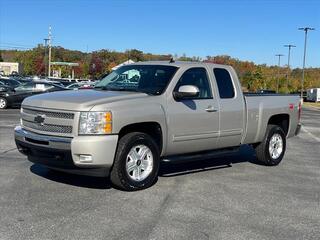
[50,62,79,79]
[0,62,20,75]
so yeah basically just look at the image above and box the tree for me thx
[0,48,318,91]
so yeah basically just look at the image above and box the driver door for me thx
[166,67,220,155]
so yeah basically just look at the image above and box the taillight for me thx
[289,103,294,110]
[298,101,302,121]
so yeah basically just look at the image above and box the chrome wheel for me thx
[126,144,153,182]
[268,133,283,159]
[0,98,7,109]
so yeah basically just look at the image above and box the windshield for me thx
[95,65,178,95]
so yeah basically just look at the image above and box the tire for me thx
[255,124,286,166]
[0,97,7,109]
[110,132,160,191]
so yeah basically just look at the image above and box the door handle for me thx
[205,106,217,112]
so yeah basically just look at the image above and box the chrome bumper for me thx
[14,126,118,177]
[14,125,71,150]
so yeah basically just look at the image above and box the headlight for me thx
[79,111,112,135]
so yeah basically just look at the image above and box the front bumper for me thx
[14,126,118,177]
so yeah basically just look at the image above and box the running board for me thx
[161,147,240,164]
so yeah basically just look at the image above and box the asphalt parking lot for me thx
[0,107,319,240]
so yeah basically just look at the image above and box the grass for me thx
[303,102,320,109]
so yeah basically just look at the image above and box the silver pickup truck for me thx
[14,61,301,190]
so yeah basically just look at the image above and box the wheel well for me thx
[268,114,289,135]
[118,122,163,152]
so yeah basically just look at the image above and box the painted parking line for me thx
[0,123,18,128]
[301,126,320,142]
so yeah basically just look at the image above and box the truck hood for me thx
[22,89,148,111]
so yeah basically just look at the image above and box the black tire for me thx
[255,124,286,166]
[110,132,160,191]
[0,97,8,109]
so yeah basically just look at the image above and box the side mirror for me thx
[173,85,199,100]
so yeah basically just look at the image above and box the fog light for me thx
[79,155,93,163]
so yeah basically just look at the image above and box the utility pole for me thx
[298,27,315,99]
[275,54,284,93]
[48,26,52,78]
[43,38,49,78]
[283,44,296,92]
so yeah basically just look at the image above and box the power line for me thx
[0,42,34,48]
[0,45,31,50]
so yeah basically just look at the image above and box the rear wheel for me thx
[255,124,286,166]
[110,132,160,191]
[0,97,8,109]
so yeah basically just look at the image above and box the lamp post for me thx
[48,26,52,78]
[275,54,284,93]
[283,44,296,92]
[298,27,315,99]
[43,38,49,78]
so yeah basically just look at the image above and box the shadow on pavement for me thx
[30,164,112,189]
[159,145,260,177]
[30,145,259,188]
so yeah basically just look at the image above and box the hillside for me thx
[1,47,319,93]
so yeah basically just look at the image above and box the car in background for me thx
[256,89,276,94]
[58,80,76,87]
[66,82,95,90]
[0,81,68,109]
[0,78,22,88]
[0,83,12,92]
[306,88,320,102]
[15,81,68,93]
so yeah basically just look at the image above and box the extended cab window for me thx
[174,67,212,99]
[214,68,235,98]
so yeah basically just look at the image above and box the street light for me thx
[275,54,284,93]
[283,44,296,92]
[43,38,49,78]
[298,27,315,99]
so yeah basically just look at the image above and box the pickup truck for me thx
[14,61,301,190]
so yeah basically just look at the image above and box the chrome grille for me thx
[22,108,74,119]
[21,107,75,135]
[22,119,73,133]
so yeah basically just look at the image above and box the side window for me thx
[214,68,235,99]
[174,67,212,99]
[15,82,33,91]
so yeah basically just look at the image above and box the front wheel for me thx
[110,132,160,191]
[254,124,286,166]
[0,97,8,109]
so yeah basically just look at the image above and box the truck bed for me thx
[242,94,300,145]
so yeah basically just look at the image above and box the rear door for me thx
[213,67,245,148]
[166,67,220,155]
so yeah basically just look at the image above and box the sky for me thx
[0,0,319,67]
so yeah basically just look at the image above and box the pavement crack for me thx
[1,148,18,154]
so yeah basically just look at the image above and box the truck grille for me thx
[22,108,74,119]
[22,119,73,133]
[21,107,75,136]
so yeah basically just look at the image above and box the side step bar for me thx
[161,147,240,164]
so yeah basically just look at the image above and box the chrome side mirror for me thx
[173,85,199,100]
